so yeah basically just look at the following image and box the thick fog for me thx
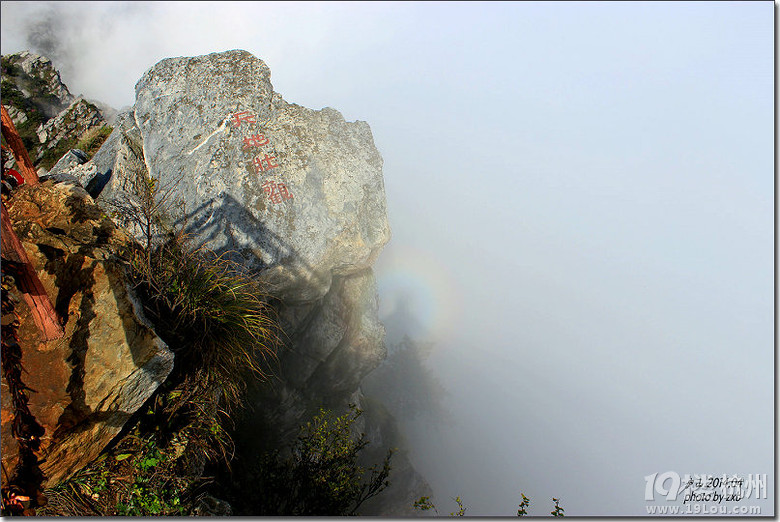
[1,1,773,516]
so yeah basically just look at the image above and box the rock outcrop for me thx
[1,51,74,123]
[13,49,431,513]
[93,50,389,303]
[1,52,111,171]
[60,49,391,440]
[47,148,89,181]
[0,180,173,487]
[34,98,105,164]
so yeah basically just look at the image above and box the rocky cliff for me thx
[1,52,111,171]
[2,49,429,514]
[57,49,392,441]
[0,180,173,489]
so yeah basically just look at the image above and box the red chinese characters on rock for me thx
[243,133,270,149]
[253,153,279,173]
[230,109,294,205]
[262,179,294,205]
[231,111,257,128]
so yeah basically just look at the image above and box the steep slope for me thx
[62,49,392,438]
[1,51,111,171]
[1,180,173,489]
[4,49,431,514]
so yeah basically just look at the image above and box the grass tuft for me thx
[127,230,282,410]
[76,125,112,159]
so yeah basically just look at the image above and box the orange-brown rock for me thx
[1,180,173,488]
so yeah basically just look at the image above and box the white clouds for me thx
[1,1,406,108]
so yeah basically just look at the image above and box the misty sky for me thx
[1,1,774,516]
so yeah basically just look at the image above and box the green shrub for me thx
[41,405,393,516]
[414,492,565,517]
[1,56,21,76]
[128,233,281,409]
[240,405,393,515]
[1,79,25,106]
[0,82,45,157]
[114,439,186,516]
[517,493,530,516]
[551,497,565,517]
[39,432,190,516]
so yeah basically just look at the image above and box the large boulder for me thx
[0,180,173,487]
[89,49,390,303]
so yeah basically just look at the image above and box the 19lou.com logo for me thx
[644,472,766,515]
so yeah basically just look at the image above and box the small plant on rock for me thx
[243,405,393,516]
[75,125,112,158]
[112,167,282,410]
[128,233,282,409]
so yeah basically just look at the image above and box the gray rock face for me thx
[57,49,391,448]
[91,50,390,303]
[14,52,73,107]
[84,109,146,198]
[5,104,28,126]
[2,52,113,172]
[44,148,89,184]
[47,148,88,175]
[36,98,101,143]
[34,97,107,164]
[254,269,386,439]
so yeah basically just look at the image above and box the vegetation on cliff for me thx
[1,53,112,171]
[6,157,393,516]
[414,492,565,517]
[0,50,400,516]
[75,125,112,158]
[1,54,52,154]
[226,405,392,515]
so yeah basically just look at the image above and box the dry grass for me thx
[76,125,112,158]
